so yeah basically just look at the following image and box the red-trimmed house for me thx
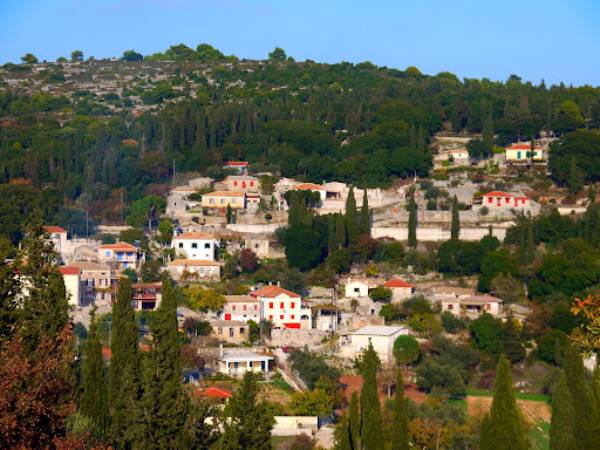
[480,191,531,211]
[131,282,162,310]
[251,285,311,329]
[383,279,415,303]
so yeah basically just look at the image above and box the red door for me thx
[224,314,231,320]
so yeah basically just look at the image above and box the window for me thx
[204,243,211,249]
[250,181,254,187]
[178,243,183,249]
[280,315,284,320]
[249,361,253,368]
[243,305,247,311]
[229,328,234,337]
[488,197,493,203]
[240,327,245,334]
[291,315,295,319]
[291,302,295,308]
[254,305,258,310]
[233,181,238,186]
[232,305,236,311]
[269,302,273,309]
[269,315,273,320]
[517,151,522,159]
[191,243,198,249]
[505,197,510,204]
[280,302,284,309]
[447,304,453,310]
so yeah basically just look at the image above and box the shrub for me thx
[393,335,420,366]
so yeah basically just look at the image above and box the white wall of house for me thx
[172,238,219,260]
[340,326,409,364]
[345,281,370,298]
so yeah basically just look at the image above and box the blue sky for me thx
[1,0,599,86]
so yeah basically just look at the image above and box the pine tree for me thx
[346,187,359,246]
[80,308,110,435]
[450,195,460,240]
[360,186,370,235]
[109,276,143,447]
[563,344,597,449]
[328,215,336,255]
[417,126,426,155]
[348,391,360,450]
[391,370,409,450]
[480,356,528,450]
[150,277,191,448]
[360,343,383,450]
[550,371,576,450]
[407,191,418,248]
[219,372,274,450]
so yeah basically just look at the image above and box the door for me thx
[224,313,231,320]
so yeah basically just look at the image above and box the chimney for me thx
[219,343,223,358]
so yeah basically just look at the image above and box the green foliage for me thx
[478,249,518,292]
[407,191,417,248]
[121,50,143,61]
[183,286,225,312]
[440,311,467,334]
[436,239,484,275]
[450,195,460,240]
[393,335,420,366]
[391,370,409,450]
[125,195,166,228]
[549,130,600,187]
[480,356,528,450]
[360,343,384,450]
[218,372,274,450]
[369,286,392,303]
[550,371,576,450]
[290,389,334,416]
[416,358,466,399]
[289,348,340,390]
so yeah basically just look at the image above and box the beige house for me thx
[382,279,415,303]
[339,325,409,364]
[220,295,261,322]
[210,320,248,344]
[505,143,545,162]
[59,266,81,307]
[224,175,259,193]
[68,261,112,305]
[441,294,503,318]
[202,191,246,210]
[97,241,143,272]
[168,259,220,282]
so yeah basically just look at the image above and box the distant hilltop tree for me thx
[21,53,38,64]
[121,49,143,62]
[144,43,236,62]
[70,50,83,62]
[269,47,287,61]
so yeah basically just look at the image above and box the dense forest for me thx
[1,43,600,238]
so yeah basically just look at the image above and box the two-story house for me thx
[224,175,260,193]
[97,241,143,272]
[251,285,310,329]
[220,295,261,322]
[168,259,221,282]
[171,232,219,261]
[62,261,112,305]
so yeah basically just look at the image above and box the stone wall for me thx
[372,226,507,242]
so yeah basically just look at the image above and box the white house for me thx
[339,325,410,364]
[344,278,378,298]
[480,191,531,211]
[214,347,274,376]
[171,232,219,261]
[59,265,81,307]
[251,285,310,329]
[505,143,545,162]
[167,259,220,282]
[441,294,503,318]
[44,226,68,256]
[220,295,261,322]
[293,182,327,203]
[382,279,415,303]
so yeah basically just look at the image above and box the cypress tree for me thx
[407,191,418,248]
[360,343,383,450]
[151,277,191,448]
[328,215,336,255]
[480,355,528,450]
[335,213,347,250]
[550,371,576,450]
[563,344,597,449]
[360,187,370,235]
[109,276,143,447]
[500,316,526,363]
[80,308,110,434]
[482,114,494,156]
[18,217,69,351]
[568,156,582,196]
[450,195,460,240]
[219,372,274,450]
[391,370,409,450]
[334,415,352,450]
[348,391,360,450]
[346,187,359,246]
[226,203,233,224]
[525,220,535,262]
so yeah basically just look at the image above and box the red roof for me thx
[294,183,325,191]
[251,285,301,299]
[98,241,137,251]
[483,191,513,198]
[173,232,215,240]
[225,161,249,167]
[59,266,81,276]
[44,226,67,234]
[383,279,414,288]
[102,347,112,360]
[507,143,533,150]
[197,387,233,399]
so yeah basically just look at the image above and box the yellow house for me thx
[505,143,545,162]
[202,191,246,209]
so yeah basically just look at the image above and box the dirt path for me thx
[467,396,551,423]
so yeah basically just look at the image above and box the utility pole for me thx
[172,159,176,185]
